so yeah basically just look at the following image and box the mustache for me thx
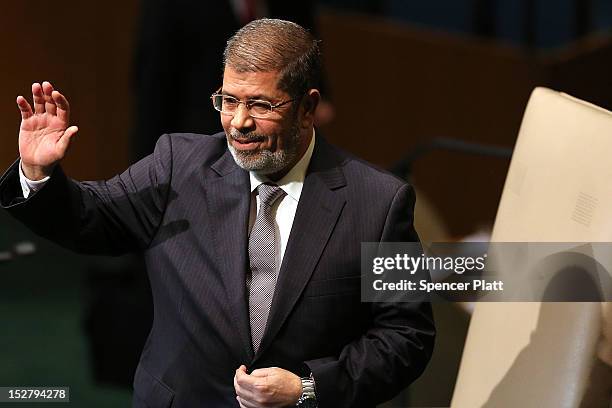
[229,129,267,142]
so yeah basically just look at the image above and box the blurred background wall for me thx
[1,1,612,406]
[0,2,139,180]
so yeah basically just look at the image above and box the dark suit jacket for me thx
[0,133,435,408]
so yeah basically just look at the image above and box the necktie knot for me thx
[257,183,285,207]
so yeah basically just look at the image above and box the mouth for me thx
[230,134,266,151]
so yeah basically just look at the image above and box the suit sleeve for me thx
[304,184,436,408]
[0,134,174,255]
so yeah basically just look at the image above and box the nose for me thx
[230,103,255,131]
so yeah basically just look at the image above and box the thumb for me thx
[57,125,78,153]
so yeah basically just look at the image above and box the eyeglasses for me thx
[210,88,295,119]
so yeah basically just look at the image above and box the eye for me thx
[248,100,272,114]
[222,96,239,109]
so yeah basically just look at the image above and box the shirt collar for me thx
[249,129,316,202]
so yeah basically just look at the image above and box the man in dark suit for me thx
[1,19,434,408]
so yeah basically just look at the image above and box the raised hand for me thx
[17,81,79,180]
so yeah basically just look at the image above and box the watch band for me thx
[296,373,317,407]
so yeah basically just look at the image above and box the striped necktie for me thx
[248,183,286,352]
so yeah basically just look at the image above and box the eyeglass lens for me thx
[212,95,272,117]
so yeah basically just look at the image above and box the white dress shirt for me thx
[18,165,49,199]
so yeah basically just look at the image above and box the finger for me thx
[235,367,252,382]
[235,368,259,392]
[235,367,249,384]
[16,96,33,120]
[234,373,240,393]
[234,382,255,404]
[57,126,78,154]
[32,83,45,114]
[236,396,256,408]
[236,366,249,377]
[42,81,56,116]
[51,90,70,123]
[236,391,260,408]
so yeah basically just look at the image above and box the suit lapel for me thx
[253,139,347,361]
[206,151,254,361]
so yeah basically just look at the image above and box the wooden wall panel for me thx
[0,1,138,180]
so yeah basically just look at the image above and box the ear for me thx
[299,89,321,129]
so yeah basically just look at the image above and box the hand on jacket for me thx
[234,365,302,408]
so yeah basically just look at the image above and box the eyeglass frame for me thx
[210,87,297,119]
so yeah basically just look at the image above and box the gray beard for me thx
[227,125,301,176]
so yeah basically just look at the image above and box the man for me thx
[1,19,434,408]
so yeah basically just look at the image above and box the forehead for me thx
[222,67,285,99]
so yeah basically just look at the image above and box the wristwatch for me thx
[296,373,317,407]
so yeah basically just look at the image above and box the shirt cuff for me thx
[18,160,50,199]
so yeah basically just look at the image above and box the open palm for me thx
[17,81,78,178]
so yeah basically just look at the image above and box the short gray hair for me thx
[223,18,322,98]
